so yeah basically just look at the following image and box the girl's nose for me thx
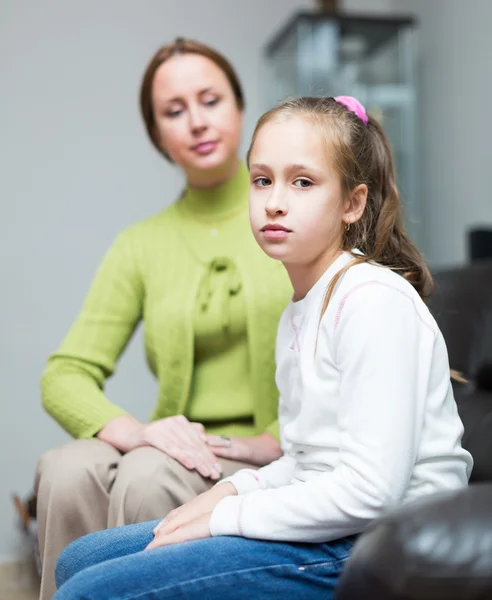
[265,190,287,216]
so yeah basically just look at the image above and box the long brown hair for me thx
[247,96,433,309]
[140,37,245,160]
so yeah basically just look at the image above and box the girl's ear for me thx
[343,184,367,226]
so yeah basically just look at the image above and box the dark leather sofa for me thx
[336,260,492,600]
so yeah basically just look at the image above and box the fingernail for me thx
[214,463,222,473]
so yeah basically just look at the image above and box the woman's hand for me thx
[98,415,222,480]
[206,432,282,466]
[151,482,236,539]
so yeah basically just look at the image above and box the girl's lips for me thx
[193,141,218,155]
[263,229,289,240]
[261,226,291,241]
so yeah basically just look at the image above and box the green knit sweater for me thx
[41,163,293,440]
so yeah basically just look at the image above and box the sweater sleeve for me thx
[41,230,144,439]
[209,283,434,542]
[213,453,297,498]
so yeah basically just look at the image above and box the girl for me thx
[52,96,472,600]
[35,38,292,600]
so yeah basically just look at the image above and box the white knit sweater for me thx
[209,252,473,543]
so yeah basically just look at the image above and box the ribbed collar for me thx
[179,161,249,221]
[290,251,354,317]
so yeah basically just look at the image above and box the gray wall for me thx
[395,0,492,267]
[0,0,314,563]
[344,0,492,267]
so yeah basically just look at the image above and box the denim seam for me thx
[114,562,324,600]
[298,556,350,571]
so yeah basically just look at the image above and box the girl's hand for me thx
[145,512,212,550]
[151,482,237,538]
[206,432,283,466]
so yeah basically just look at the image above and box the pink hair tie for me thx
[334,96,368,126]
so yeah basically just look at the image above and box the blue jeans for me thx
[54,520,356,599]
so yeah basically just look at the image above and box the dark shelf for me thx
[265,12,417,58]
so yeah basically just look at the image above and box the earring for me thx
[345,222,351,232]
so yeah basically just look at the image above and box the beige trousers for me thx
[34,439,253,600]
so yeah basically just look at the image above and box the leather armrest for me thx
[455,388,492,482]
[336,484,492,600]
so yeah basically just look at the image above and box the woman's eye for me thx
[254,177,271,188]
[293,178,313,189]
[204,97,219,107]
[165,109,183,118]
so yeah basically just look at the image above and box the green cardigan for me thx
[41,164,293,440]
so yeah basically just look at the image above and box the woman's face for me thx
[151,54,243,185]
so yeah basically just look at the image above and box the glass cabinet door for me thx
[265,13,419,240]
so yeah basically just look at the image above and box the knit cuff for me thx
[209,495,243,537]
[77,406,131,439]
[216,469,264,495]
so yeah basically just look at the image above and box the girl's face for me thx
[249,116,361,268]
[151,54,243,185]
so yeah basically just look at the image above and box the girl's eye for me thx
[293,178,313,189]
[204,97,220,107]
[254,177,271,188]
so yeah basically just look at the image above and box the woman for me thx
[35,38,292,600]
